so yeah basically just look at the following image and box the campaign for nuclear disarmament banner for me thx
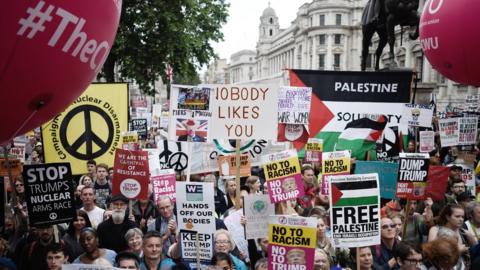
[210,85,278,139]
[355,161,399,199]
[262,149,304,203]
[244,194,275,240]
[42,84,128,175]
[400,104,434,127]
[320,150,351,195]
[304,138,323,163]
[288,70,412,156]
[168,85,213,142]
[438,118,459,147]
[23,163,76,226]
[151,169,176,203]
[419,131,435,152]
[268,215,317,270]
[396,153,430,200]
[176,182,215,264]
[112,149,149,200]
[329,173,380,247]
[278,86,312,125]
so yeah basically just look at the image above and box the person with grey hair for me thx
[255,258,267,270]
[147,195,176,256]
[125,228,144,258]
[465,202,480,241]
[214,229,247,270]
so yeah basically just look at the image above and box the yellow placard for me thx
[263,157,301,181]
[322,157,350,174]
[306,142,322,152]
[268,224,317,248]
[42,84,128,175]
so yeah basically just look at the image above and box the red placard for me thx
[112,149,149,200]
[425,166,449,201]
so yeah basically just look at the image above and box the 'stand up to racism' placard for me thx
[321,150,351,195]
[396,153,430,200]
[329,173,380,248]
[23,163,76,226]
[268,215,317,270]
[262,150,304,203]
[210,85,278,139]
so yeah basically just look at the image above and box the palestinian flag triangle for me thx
[336,115,387,160]
[331,179,378,207]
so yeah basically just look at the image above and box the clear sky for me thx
[211,0,307,62]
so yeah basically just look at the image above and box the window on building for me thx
[336,14,342,25]
[334,54,341,69]
[319,34,326,45]
[310,17,313,26]
[334,34,341,45]
[269,18,273,24]
[319,14,325,26]
[269,29,273,36]
[318,54,325,70]
[415,56,424,81]
[310,55,313,69]
[366,54,373,69]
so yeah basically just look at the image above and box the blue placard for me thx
[355,161,399,199]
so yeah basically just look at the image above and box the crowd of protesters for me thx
[1,127,480,270]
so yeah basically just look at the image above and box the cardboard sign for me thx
[210,85,278,139]
[23,163,76,226]
[268,215,317,270]
[425,166,450,201]
[191,139,288,174]
[304,138,323,163]
[396,153,430,200]
[419,131,435,152]
[244,194,275,240]
[329,173,380,248]
[218,154,251,177]
[321,150,351,195]
[9,141,26,163]
[438,118,459,147]
[0,158,22,177]
[355,161,399,199]
[176,182,215,264]
[278,86,312,125]
[42,84,128,175]
[262,150,304,203]
[458,117,478,145]
[401,104,434,127]
[112,149,149,200]
[151,169,176,203]
[129,119,148,140]
[169,85,212,142]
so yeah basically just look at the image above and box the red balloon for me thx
[419,0,480,87]
[0,0,121,145]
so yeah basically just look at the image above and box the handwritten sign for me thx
[278,86,312,125]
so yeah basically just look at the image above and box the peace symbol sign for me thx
[168,152,188,171]
[60,105,114,160]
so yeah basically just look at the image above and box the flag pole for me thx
[235,139,241,210]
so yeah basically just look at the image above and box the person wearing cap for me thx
[97,195,138,253]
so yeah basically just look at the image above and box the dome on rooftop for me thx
[262,6,276,17]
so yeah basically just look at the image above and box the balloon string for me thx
[7,109,39,143]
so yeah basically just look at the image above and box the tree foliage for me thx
[101,0,229,95]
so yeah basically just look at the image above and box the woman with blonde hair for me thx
[245,176,262,194]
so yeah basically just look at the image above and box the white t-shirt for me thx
[81,206,105,228]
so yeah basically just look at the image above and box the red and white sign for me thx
[151,169,176,203]
[112,149,149,200]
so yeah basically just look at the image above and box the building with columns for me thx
[221,0,478,112]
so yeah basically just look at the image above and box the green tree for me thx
[101,0,228,96]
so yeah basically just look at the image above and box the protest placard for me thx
[458,117,478,145]
[329,173,380,247]
[465,95,479,112]
[419,131,435,152]
[224,209,249,260]
[112,149,149,200]
[152,104,163,128]
[321,150,351,195]
[458,164,476,197]
[355,161,399,199]
[176,182,215,264]
[151,169,176,203]
[262,150,304,203]
[400,104,434,127]
[0,159,22,178]
[425,166,450,201]
[376,126,401,161]
[218,154,251,177]
[9,141,26,163]
[438,118,459,147]
[146,140,190,173]
[62,264,123,270]
[169,85,213,142]
[129,119,148,140]
[244,194,275,240]
[278,86,312,125]
[210,85,278,139]
[121,131,139,151]
[268,215,317,270]
[396,153,430,200]
[23,163,75,226]
[304,138,323,163]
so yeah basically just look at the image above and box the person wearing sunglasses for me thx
[395,241,424,270]
[373,217,399,270]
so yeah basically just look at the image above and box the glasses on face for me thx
[215,240,230,245]
[16,183,24,187]
[403,258,423,265]
[381,224,397,230]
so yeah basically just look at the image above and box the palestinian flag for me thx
[335,115,387,160]
[331,178,379,207]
